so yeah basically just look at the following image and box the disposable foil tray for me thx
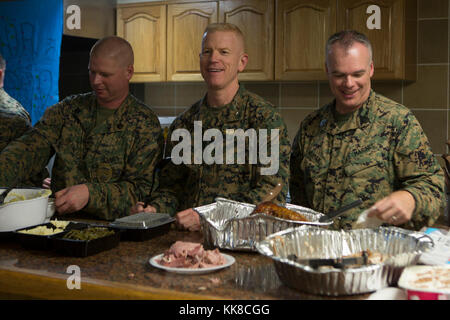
[195,198,331,251]
[256,226,434,296]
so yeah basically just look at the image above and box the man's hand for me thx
[54,184,90,215]
[368,190,415,225]
[42,177,51,189]
[130,202,157,214]
[175,208,200,231]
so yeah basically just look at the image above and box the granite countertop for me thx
[0,223,372,300]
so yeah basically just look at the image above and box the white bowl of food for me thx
[46,198,55,219]
[0,188,52,232]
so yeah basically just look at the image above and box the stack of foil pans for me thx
[195,198,332,251]
[255,226,434,296]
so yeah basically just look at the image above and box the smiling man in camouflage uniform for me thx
[132,23,290,231]
[0,36,163,220]
[290,30,445,230]
[0,53,48,186]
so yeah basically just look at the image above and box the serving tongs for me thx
[262,182,283,203]
[251,182,282,208]
[0,186,15,205]
[250,182,284,216]
[0,178,20,205]
[319,199,363,223]
[288,251,370,269]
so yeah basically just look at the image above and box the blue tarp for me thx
[0,0,63,125]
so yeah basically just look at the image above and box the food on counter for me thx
[401,266,450,291]
[252,202,309,222]
[50,220,71,229]
[4,190,48,204]
[18,220,72,236]
[4,193,26,203]
[18,225,65,236]
[344,249,388,265]
[158,241,226,269]
[288,249,389,270]
[62,226,114,241]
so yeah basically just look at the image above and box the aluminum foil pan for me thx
[195,197,331,251]
[255,226,434,296]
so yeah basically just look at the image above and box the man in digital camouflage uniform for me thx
[0,36,163,220]
[0,53,48,186]
[290,30,445,230]
[132,23,290,231]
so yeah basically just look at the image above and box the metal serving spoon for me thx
[261,182,283,203]
[0,186,15,205]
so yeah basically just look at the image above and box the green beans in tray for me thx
[52,224,120,257]
[62,227,115,241]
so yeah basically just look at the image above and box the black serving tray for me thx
[109,212,175,241]
[14,221,80,250]
[0,231,14,241]
[50,224,120,257]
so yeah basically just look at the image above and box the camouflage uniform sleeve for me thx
[83,113,164,220]
[1,116,51,188]
[148,121,186,216]
[0,114,31,151]
[242,109,291,205]
[0,108,57,186]
[289,123,309,206]
[148,162,187,216]
[394,111,445,229]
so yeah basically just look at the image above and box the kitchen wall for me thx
[133,0,450,167]
[59,35,98,100]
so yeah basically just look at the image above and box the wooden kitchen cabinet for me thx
[167,2,218,81]
[275,0,416,81]
[118,0,273,82]
[219,0,274,81]
[337,0,417,81]
[275,0,336,80]
[117,0,416,82]
[117,5,166,82]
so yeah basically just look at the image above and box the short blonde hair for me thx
[202,23,245,50]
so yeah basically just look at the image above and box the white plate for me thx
[149,253,235,274]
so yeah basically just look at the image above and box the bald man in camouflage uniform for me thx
[132,23,290,231]
[0,37,163,220]
[0,53,48,186]
[290,31,445,230]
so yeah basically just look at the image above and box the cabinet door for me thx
[117,5,166,82]
[219,0,274,80]
[275,0,336,80]
[167,2,218,81]
[337,0,415,80]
